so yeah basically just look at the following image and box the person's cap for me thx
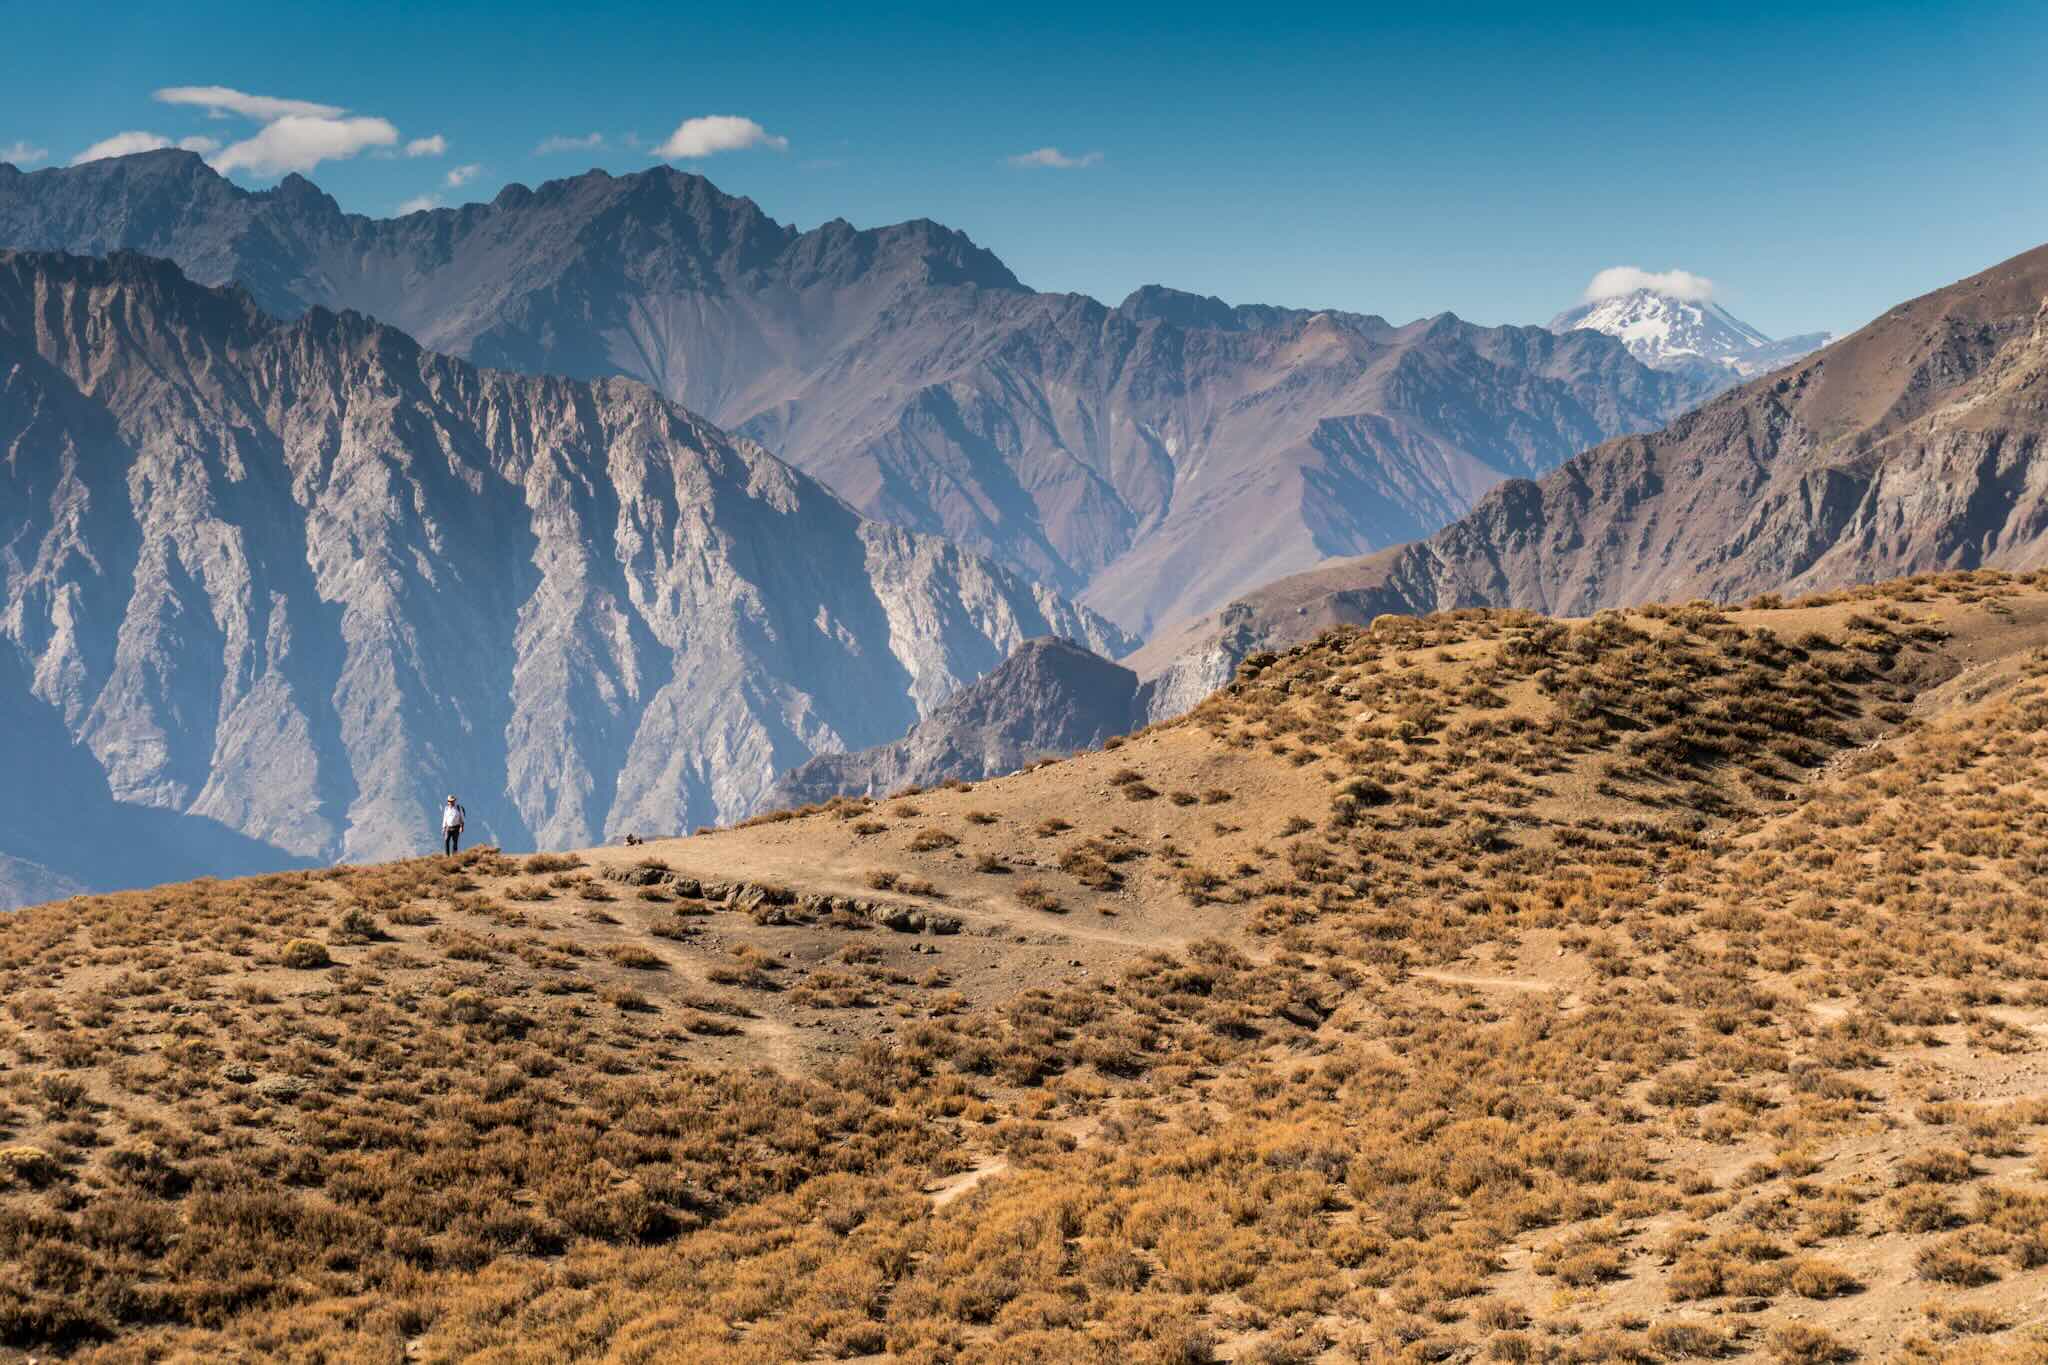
[447,794,456,801]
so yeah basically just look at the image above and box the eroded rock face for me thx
[0,250,1125,898]
[0,152,1716,633]
[762,636,1143,807]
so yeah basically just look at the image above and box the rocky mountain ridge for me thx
[1129,238,2048,702]
[0,249,1125,905]
[0,151,1718,630]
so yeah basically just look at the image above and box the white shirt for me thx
[442,804,464,830]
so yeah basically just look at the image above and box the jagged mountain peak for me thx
[1116,285,1250,330]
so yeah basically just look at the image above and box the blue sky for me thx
[3,0,2043,337]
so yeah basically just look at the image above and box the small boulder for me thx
[876,904,925,933]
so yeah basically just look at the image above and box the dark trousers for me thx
[444,828,461,855]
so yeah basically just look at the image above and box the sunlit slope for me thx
[3,571,2047,1361]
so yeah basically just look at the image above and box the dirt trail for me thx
[1414,968,1576,1000]
[926,1157,1012,1208]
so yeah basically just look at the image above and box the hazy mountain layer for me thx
[0,152,1715,631]
[0,250,1125,902]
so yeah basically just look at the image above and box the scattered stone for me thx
[256,1076,308,1101]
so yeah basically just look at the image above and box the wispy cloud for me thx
[72,131,219,164]
[396,194,440,215]
[444,163,482,188]
[534,132,604,156]
[653,115,787,159]
[1584,266,1715,302]
[2,140,49,167]
[1006,147,1103,169]
[154,85,342,121]
[404,134,447,158]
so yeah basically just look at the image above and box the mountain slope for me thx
[761,635,1144,807]
[1134,239,2048,701]
[0,249,1124,899]
[1550,286,1829,382]
[0,151,1716,630]
[7,575,2048,1359]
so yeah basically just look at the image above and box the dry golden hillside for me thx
[6,571,2048,1363]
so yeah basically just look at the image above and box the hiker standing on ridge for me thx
[441,795,467,855]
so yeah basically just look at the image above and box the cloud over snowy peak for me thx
[652,116,788,159]
[69,86,432,178]
[1583,266,1715,302]
[2,140,50,166]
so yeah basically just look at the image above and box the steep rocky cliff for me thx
[0,250,1125,901]
[762,636,1143,807]
[0,152,1715,631]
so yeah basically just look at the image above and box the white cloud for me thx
[396,194,441,215]
[210,115,399,176]
[3,140,49,166]
[113,84,413,180]
[1006,147,1103,169]
[444,162,481,188]
[534,132,605,156]
[154,86,343,122]
[652,115,787,159]
[70,130,220,164]
[1583,266,1715,303]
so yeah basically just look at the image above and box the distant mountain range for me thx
[1131,238,2048,702]
[0,250,1124,906]
[1550,287,1830,384]
[0,150,1719,632]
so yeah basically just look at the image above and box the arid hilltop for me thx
[3,570,2048,1361]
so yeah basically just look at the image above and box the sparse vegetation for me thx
[5,571,2048,1360]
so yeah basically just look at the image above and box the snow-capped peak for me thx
[1549,288,1829,381]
